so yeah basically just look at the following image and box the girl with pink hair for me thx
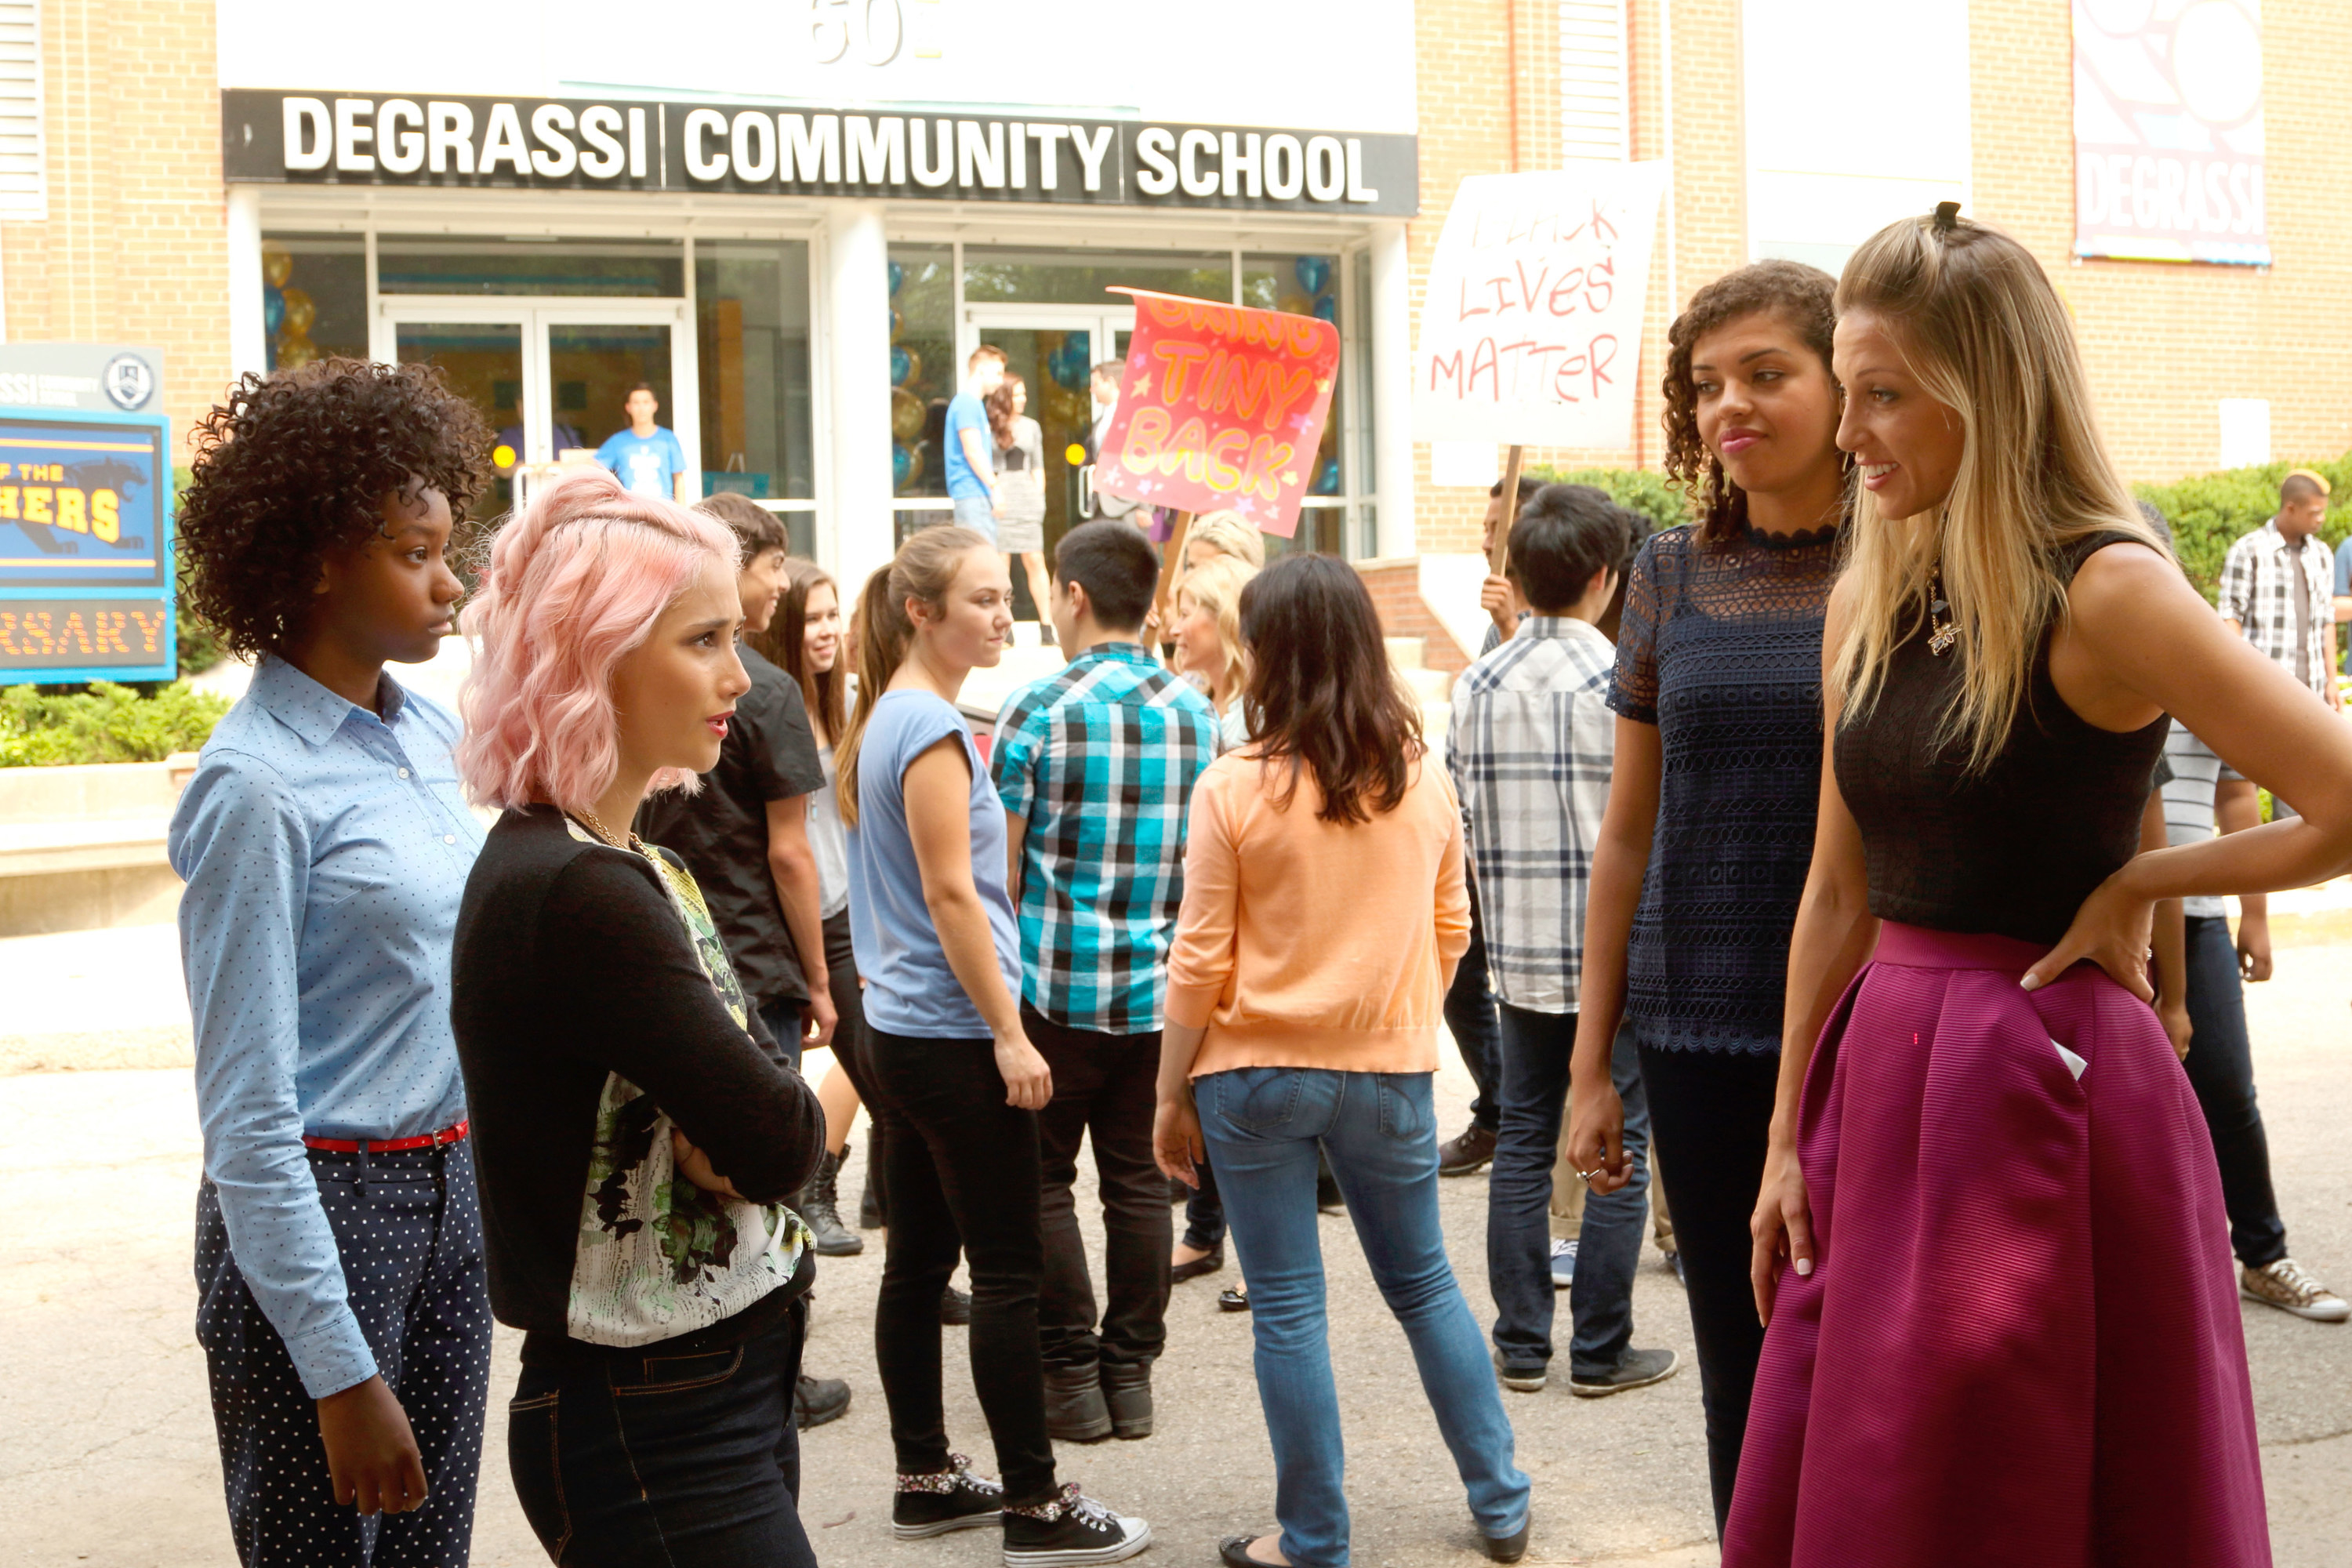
[446,468,828,1568]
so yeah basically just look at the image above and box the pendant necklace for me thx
[1928,571,1958,657]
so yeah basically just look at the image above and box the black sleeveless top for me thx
[1835,532,2167,946]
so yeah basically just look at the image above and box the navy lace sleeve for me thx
[1607,529,1671,724]
[1621,521,1843,1054]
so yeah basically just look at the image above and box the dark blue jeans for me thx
[507,1296,815,1567]
[2182,915,2288,1269]
[194,1140,490,1568]
[1442,875,1504,1131]
[1488,1009,1649,1376]
[1200,1067,1530,1566]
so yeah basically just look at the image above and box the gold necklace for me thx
[572,806,650,857]
[1927,571,1958,657]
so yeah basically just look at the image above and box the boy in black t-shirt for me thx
[636,493,861,1425]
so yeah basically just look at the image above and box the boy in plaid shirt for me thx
[992,521,1218,1443]
[1450,485,1678,1398]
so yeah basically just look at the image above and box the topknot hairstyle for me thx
[178,358,492,659]
[456,467,741,815]
[1660,259,1841,544]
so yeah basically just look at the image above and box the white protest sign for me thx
[1412,163,1668,449]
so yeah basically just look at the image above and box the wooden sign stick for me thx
[1152,510,1195,646]
[1492,445,1525,577]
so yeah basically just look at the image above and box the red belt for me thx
[303,1118,469,1153]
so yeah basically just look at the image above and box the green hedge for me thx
[2131,456,2352,605]
[1522,465,1696,537]
[0,680,230,768]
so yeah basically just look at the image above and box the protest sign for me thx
[1094,288,1339,539]
[1412,163,1667,450]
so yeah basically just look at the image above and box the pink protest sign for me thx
[1094,289,1339,539]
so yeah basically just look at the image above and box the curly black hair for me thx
[178,358,492,659]
[1660,259,1842,544]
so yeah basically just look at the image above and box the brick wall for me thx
[1971,0,2352,482]
[1356,558,1476,675]
[1406,0,2352,558]
[2,0,228,464]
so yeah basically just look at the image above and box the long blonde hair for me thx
[1176,554,1256,701]
[832,525,991,827]
[1831,210,2168,770]
[1185,510,1266,571]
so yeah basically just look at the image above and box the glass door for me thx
[376,299,697,519]
[962,307,1130,617]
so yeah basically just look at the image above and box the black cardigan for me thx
[451,805,823,1361]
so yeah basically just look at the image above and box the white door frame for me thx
[372,296,701,481]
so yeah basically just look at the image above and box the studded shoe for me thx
[891,1454,1005,1539]
[1000,1482,1152,1565]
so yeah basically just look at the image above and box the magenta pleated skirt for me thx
[1722,923,2270,1568]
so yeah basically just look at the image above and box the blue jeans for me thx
[1487,1009,1650,1377]
[507,1296,815,1567]
[1199,1066,1531,1566]
[2183,915,2288,1268]
[757,996,805,1074]
[950,492,997,542]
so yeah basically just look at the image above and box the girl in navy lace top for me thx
[1563,260,1848,1533]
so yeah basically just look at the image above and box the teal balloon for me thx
[887,260,905,296]
[892,444,914,488]
[1312,457,1341,495]
[890,346,914,386]
[1294,256,1332,296]
[263,285,285,336]
[1312,296,1338,323]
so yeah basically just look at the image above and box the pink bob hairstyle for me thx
[456,467,741,815]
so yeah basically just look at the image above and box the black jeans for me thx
[819,909,885,1210]
[1489,1011,1650,1377]
[507,1297,815,1567]
[1442,873,1504,1131]
[2183,915,2288,1269]
[1637,1037,1779,1537]
[1025,1003,1171,1370]
[866,1026,1058,1506]
[195,1140,491,1568]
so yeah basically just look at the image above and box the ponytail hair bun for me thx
[456,468,741,815]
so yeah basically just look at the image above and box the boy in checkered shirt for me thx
[991,521,1218,1443]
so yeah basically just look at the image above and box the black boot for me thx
[1102,1360,1153,1440]
[1043,1363,1113,1443]
[793,1372,851,1430]
[798,1146,862,1256]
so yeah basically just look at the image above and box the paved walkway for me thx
[2,942,2347,1566]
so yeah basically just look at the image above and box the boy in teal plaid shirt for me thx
[992,521,1218,1443]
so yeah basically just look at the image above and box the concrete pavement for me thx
[2,938,2347,1566]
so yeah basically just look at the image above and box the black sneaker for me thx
[1001,1483,1151,1565]
[793,1372,851,1430]
[892,1454,1005,1539]
[1438,1121,1497,1177]
[1568,1347,1680,1399]
[941,1283,972,1325]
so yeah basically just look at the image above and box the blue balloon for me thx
[263,285,285,336]
[892,444,914,488]
[1294,256,1332,296]
[890,345,914,387]
[1312,295,1338,323]
[887,260,905,296]
[1312,457,1341,496]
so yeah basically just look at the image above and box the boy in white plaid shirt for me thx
[2219,469,2339,712]
[1448,485,1679,1398]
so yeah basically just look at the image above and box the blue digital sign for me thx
[0,406,173,684]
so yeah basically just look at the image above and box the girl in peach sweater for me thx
[1152,554,1533,1568]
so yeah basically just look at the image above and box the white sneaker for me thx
[2241,1258,2351,1323]
[1549,1237,1577,1290]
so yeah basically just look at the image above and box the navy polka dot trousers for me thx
[195,1138,491,1567]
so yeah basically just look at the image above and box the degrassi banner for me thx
[2073,0,2267,266]
[0,407,174,684]
[1094,290,1340,538]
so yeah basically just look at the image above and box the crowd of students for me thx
[167,204,2352,1568]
